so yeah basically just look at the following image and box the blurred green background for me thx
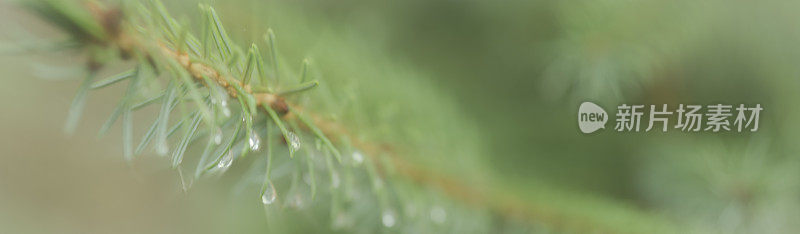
[2,0,800,233]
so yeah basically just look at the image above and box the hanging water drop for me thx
[287,131,301,153]
[382,210,397,228]
[405,203,418,218]
[315,138,323,151]
[156,144,169,156]
[249,133,261,151]
[352,150,364,165]
[373,179,384,190]
[346,186,361,201]
[216,151,233,170]
[260,180,277,205]
[303,172,313,185]
[213,127,223,145]
[332,212,353,230]
[331,172,340,189]
[219,99,231,117]
[288,193,304,209]
[430,206,446,224]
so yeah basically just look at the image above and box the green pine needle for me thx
[265,29,279,84]
[277,80,319,96]
[63,71,95,134]
[296,111,342,163]
[155,81,178,155]
[172,112,203,168]
[122,106,134,161]
[262,103,295,158]
[90,69,135,89]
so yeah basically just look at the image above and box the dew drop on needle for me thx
[430,206,447,224]
[331,172,340,189]
[261,180,277,205]
[352,150,364,165]
[382,210,397,228]
[216,152,233,170]
[249,133,261,151]
[220,100,231,117]
[213,127,223,145]
[287,131,301,153]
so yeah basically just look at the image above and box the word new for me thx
[578,102,609,133]
[614,104,762,132]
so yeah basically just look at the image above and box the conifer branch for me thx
[20,0,690,233]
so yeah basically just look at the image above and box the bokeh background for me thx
[2,0,800,233]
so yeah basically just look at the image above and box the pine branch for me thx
[19,0,693,233]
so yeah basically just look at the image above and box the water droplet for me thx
[287,132,301,153]
[382,210,397,228]
[156,144,169,156]
[303,172,312,185]
[212,128,223,145]
[331,172,340,189]
[352,150,364,165]
[405,203,417,218]
[430,206,446,224]
[373,179,384,190]
[261,180,277,205]
[346,187,360,201]
[216,151,233,170]
[315,138,323,151]
[331,212,353,230]
[220,100,231,117]
[249,133,261,151]
[288,193,304,209]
